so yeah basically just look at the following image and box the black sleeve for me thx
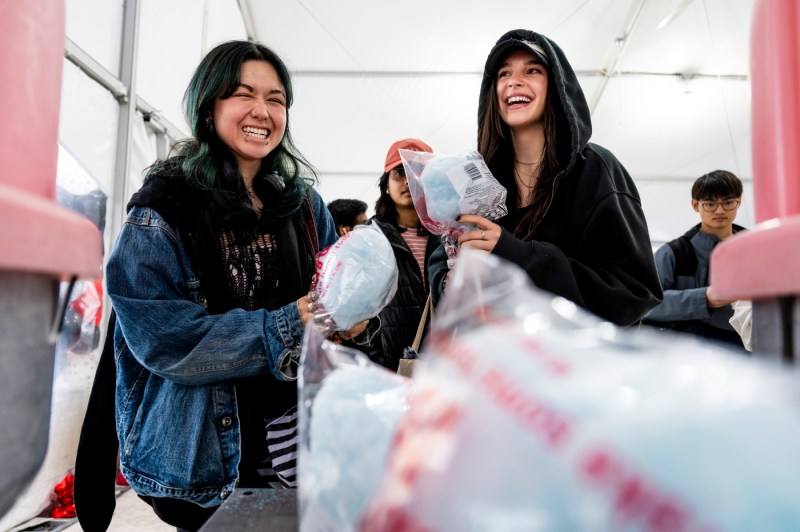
[492,190,662,326]
[75,311,119,531]
[427,244,450,307]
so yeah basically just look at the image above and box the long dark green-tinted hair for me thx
[162,40,315,222]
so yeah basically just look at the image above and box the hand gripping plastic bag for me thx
[358,250,800,532]
[311,223,398,332]
[399,149,507,267]
[298,325,412,531]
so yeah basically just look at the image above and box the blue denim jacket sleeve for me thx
[106,206,308,385]
[310,188,338,250]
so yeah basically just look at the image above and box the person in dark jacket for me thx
[643,170,746,348]
[428,29,662,326]
[370,138,439,370]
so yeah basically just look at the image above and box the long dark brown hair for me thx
[478,61,568,240]
[374,171,398,224]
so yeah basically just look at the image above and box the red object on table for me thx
[50,473,77,518]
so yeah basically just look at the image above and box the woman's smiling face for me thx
[212,59,287,177]
[495,49,549,131]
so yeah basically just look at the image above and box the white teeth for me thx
[507,95,532,105]
[243,126,268,139]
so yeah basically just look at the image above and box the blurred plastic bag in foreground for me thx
[359,250,800,532]
[399,149,507,266]
[312,223,398,332]
[298,325,412,531]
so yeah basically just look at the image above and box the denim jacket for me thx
[105,188,336,507]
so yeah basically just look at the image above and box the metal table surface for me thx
[199,488,298,531]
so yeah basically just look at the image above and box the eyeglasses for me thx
[388,167,407,182]
[699,198,740,212]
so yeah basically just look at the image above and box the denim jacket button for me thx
[221,488,229,499]
[220,415,233,428]
[199,295,208,306]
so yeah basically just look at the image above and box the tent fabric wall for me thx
[137,0,248,136]
[58,59,120,196]
[639,180,755,246]
[65,0,124,77]
[63,0,759,246]
[129,111,159,194]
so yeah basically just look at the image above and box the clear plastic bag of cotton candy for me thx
[358,250,800,532]
[399,149,508,267]
[298,324,413,532]
[311,223,398,333]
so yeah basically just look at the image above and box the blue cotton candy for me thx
[302,365,409,529]
[419,155,464,224]
[316,224,398,330]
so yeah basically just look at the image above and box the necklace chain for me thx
[515,166,537,189]
[514,153,544,182]
[515,152,544,194]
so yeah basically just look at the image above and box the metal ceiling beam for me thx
[237,0,257,41]
[288,69,746,81]
[108,0,140,256]
[63,38,187,152]
[64,37,127,101]
[135,97,189,148]
[590,0,649,113]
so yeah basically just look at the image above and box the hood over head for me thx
[479,29,592,172]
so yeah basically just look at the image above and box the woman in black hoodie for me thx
[429,29,662,326]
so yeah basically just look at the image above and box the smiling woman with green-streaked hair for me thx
[171,40,313,226]
[94,40,376,530]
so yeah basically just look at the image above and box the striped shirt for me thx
[399,226,429,282]
[257,406,298,488]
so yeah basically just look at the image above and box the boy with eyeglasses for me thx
[643,170,747,349]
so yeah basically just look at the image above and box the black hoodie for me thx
[429,29,662,326]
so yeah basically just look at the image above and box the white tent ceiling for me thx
[244,0,756,241]
[61,0,758,246]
